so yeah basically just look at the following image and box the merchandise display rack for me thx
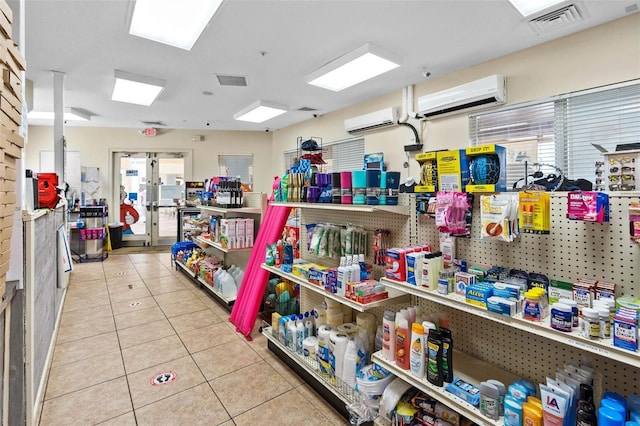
[261,324,359,422]
[174,192,267,311]
[262,263,410,312]
[193,235,253,254]
[371,350,519,426]
[380,277,640,366]
[270,201,410,216]
[263,192,640,421]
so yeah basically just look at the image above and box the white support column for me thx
[52,71,65,185]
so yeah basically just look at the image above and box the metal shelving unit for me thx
[262,263,410,313]
[193,235,253,254]
[371,350,519,426]
[269,201,409,216]
[380,277,640,366]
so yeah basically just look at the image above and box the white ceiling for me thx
[19,0,638,131]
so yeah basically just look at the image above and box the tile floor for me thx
[39,252,349,425]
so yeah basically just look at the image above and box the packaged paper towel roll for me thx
[332,333,349,383]
[317,325,332,348]
[337,322,359,337]
[325,311,344,326]
[302,336,318,358]
[356,312,377,330]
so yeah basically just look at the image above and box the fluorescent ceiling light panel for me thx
[129,0,223,50]
[306,43,400,92]
[507,0,565,16]
[112,70,165,106]
[28,107,91,121]
[233,100,288,123]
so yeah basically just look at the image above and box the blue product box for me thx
[613,315,638,351]
[325,269,338,294]
[465,144,507,193]
[406,252,425,286]
[466,283,493,309]
[487,296,517,317]
[492,283,521,301]
[446,377,481,406]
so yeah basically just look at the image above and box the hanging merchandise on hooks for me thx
[434,191,474,237]
[480,193,520,242]
[519,191,551,234]
[566,191,609,222]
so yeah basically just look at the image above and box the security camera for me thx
[265,128,270,133]
[423,70,432,78]
[206,121,210,126]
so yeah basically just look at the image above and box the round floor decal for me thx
[129,302,142,308]
[150,371,177,386]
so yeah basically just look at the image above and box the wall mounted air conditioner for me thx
[418,75,506,119]
[344,106,399,134]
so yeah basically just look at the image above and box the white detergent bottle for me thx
[228,264,238,275]
[296,315,305,354]
[220,272,237,298]
[337,257,348,297]
[304,312,313,338]
[286,315,297,351]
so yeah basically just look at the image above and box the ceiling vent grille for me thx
[529,3,588,34]
[216,74,248,87]
[141,120,166,127]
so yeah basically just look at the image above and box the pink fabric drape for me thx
[229,204,291,339]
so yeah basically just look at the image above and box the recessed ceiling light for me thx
[28,107,91,121]
[111,70,165,106]
[507,0,565,16]
[129,0,223,50]
[233,100,288,123]
[305,43,400,92]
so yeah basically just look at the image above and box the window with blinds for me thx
[283,137,365,173]
[218,154,253,188]
[470,80,640,190]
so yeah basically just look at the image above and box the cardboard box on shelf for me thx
[465,144,507,193]
[437,149,470,192]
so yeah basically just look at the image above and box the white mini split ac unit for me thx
[418,75,506,119]
[344,106,400,134]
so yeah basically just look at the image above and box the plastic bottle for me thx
[296,314,305,355]
[598,406,625,426]
[427,329,443,386]
[286,315,297,351]
[487,379,506,416]
[407,306,416,325]
[304,312,313,338]
[337,257,348,297]
[278,315,289,345]
[440,327,454,383]
[382,311,396,362]
[350,255,361,284]
[395,318,411,370]
[410,322,426,378]
[359,254,367,281]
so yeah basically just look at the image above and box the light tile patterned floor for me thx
[39,253,349,425]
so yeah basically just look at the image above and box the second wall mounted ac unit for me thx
[344,106,400,134]
[418,75,506,119]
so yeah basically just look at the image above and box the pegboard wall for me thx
[418,193,640,296]
[289,193,640,400]
[414,192,640,398]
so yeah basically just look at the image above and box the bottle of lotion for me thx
[410,322,425,378]
[382,311,396,362]
[395,318,411,370]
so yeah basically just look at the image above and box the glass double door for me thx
[115,151,186,246]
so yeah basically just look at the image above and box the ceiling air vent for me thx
[216,74,248,87]
[141,120,166,127]
[529,3,589,34]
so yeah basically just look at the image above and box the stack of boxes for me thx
[0,0,25,296]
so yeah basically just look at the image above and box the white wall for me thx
[271,13,640,183]
[23,126,273,205]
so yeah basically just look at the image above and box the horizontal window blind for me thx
[561,83,640,182]
[218,154,253,188]
[471,80,640,190]
[470,102,556,189]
